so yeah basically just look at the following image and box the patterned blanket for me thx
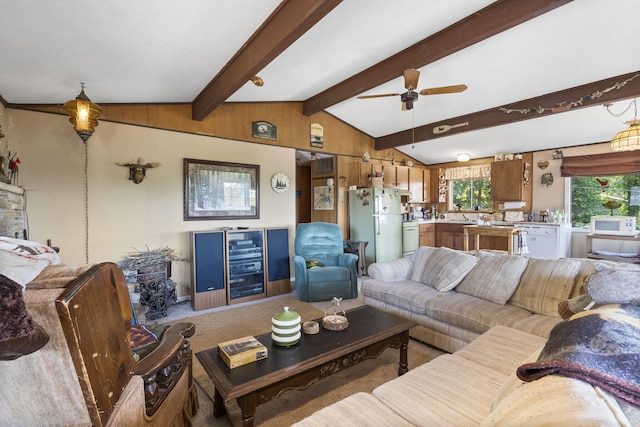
[517,304,640,408]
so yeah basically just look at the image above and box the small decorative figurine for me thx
[322,297,349,331]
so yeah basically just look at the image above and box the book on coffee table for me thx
[218,335,268,369]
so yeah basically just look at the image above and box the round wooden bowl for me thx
[322,314,349,331]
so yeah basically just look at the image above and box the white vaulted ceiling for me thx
[0,0,638,164]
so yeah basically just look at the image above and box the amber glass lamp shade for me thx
[610,119,640,152]
[64,84,102,143]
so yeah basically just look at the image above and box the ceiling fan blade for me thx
[357,93,400,99]
[404,69,420,90]
[419,84,468,96]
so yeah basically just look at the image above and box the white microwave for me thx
[590,216,637,236]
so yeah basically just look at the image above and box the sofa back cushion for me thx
[510,258,581,316]
[417,247,478,291]
[457,252,528,305]
[410,246,438,282]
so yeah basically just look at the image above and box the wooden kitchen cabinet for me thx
[419,223,435,246]
[435,223,464,250]
[434,223,502,251]
[348,161,373,187]
[491,159,526,202]
[395,166,409,190]
[409,167,429,202]
[381,165,409,189]
[429,169,441,203]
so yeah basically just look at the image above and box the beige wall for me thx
[531,142,610,215]
[10,109,296,298]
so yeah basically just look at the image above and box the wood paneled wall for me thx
[23,102,418,165]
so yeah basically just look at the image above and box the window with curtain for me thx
[561,152,640,228]
[445,164,492,211]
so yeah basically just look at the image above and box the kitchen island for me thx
[463,225,524,255]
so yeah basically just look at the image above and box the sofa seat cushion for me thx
[454,326,546,376]
[456,252,528,305]
[424,292,533,335]
[291,392,413,427]
[306,265,350,282]
[510,257,581,316]
[361,279,443,315]
[481,375,630,426]
[373,354,507,426]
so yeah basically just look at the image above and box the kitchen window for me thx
[450,178,492,211]
[445,164,492,211]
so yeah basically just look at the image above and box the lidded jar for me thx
[271,306,301,347]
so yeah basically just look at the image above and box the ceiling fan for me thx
[357,69,467,110]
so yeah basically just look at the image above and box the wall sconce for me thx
[117,158,160,184]
[64,83,102,143]
[457,153,470,162]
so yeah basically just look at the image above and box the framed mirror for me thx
[183,158,259,220]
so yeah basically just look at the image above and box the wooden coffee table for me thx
[196,304,416,426]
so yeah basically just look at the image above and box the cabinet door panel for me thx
[491,160,524,201]
[409,168,425,202]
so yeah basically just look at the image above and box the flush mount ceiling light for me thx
[64,83,102,143]
[608,98,640,152]
[457,153,470,162]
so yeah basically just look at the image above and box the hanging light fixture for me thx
[610,99,640,152]
[64,83,102,143]
[457,153,470,162]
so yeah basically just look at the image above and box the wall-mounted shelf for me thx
[586,234,640,264]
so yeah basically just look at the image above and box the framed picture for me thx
[313,186,334,210]
[183,158,259,220]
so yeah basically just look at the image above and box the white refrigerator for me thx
[349,188,403,267]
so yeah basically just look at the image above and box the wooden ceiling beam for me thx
[303,0,573,116]
[375,71,640,150]
[192,0,343,121]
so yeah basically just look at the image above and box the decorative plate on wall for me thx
[271,172,290,193]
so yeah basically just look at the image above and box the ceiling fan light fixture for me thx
[457,153,470,162]
[64,83,102,143]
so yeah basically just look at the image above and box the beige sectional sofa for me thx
[294,247,640,426]
[361,246,595,353]
[294,325,636,426]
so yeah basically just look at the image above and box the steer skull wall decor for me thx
[116,158,159,184]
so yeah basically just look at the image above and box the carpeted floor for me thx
[157,294,445,426]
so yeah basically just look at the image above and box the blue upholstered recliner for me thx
[293,222,358,302]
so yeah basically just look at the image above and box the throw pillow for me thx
[418,247,478,291]
[457,252,528,305]
[410,246,438,283]
[510,258,580,316]
[305,259,324,269]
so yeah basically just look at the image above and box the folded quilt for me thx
[517,304,640,408]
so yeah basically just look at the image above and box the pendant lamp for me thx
[610,99,640,152]
[64,83,102,143]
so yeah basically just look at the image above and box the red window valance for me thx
[560,151,640,177]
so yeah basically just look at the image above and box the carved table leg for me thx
[398,330,410,376]
[213,387,227,418]
[237,392,258,427]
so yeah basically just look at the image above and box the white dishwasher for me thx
[402,221,419,257]
[515,223,571,260]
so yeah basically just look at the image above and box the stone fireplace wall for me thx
[0,182,25,239]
